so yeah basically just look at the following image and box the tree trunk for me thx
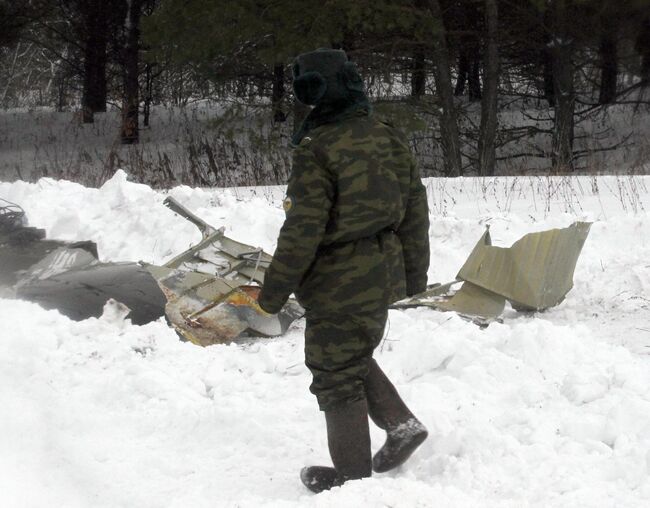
[454,45,481,102]
[271,63,286,123]
[427,0,462,177]
[411,46,426,97]
[53,46,70,112]
[550,0,575,171]
[598,25,618,104]
[453,0,481,102]
[143,62,153,127]
[454,43,480,100]
[81,1,108,123]
[542,49,555,106]
[469,52,481,101]
[541,8,555,107]
[478,0,499,176]
[635,17,650,82]
[121,0,142,145]
[454,49,468,96]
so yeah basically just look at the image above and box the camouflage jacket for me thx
[258,109,430,317]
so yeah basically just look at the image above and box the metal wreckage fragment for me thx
[391,222,592,325]
[142,197,304,346]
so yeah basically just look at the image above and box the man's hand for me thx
[237,285,274,315]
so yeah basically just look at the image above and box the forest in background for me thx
[1,0,650,185]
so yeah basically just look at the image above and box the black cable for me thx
[0,198,27,234]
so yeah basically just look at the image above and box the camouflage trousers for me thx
[304,309,388,411]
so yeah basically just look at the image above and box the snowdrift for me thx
[0,171,649,507]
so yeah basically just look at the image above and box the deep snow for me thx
[1,171,649,507]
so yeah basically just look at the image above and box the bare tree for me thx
[426,0,462,177]
[411,45,426,98]
[550,0,575,171]
[121,0,143,144]
[478,0,499,176]
[598,11,618,105]
[452,1,481,102]
[80,0,109,123]
[271,62,286,123]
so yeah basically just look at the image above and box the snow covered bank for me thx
[0,172,649,507]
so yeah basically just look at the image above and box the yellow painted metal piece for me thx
[392,222,592,323]
[457,222,592,311]
[435,281,506,319]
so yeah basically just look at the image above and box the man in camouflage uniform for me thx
[257,49,430,493]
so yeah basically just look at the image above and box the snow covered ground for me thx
[1,171,649,507]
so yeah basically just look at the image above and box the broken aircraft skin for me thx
[141,197,304,346]
[1,197,591,344]
[391,222,592,324]
[1,198,168,324]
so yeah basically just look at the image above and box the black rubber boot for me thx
[300,399,372,493]
[365,359,428,473]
